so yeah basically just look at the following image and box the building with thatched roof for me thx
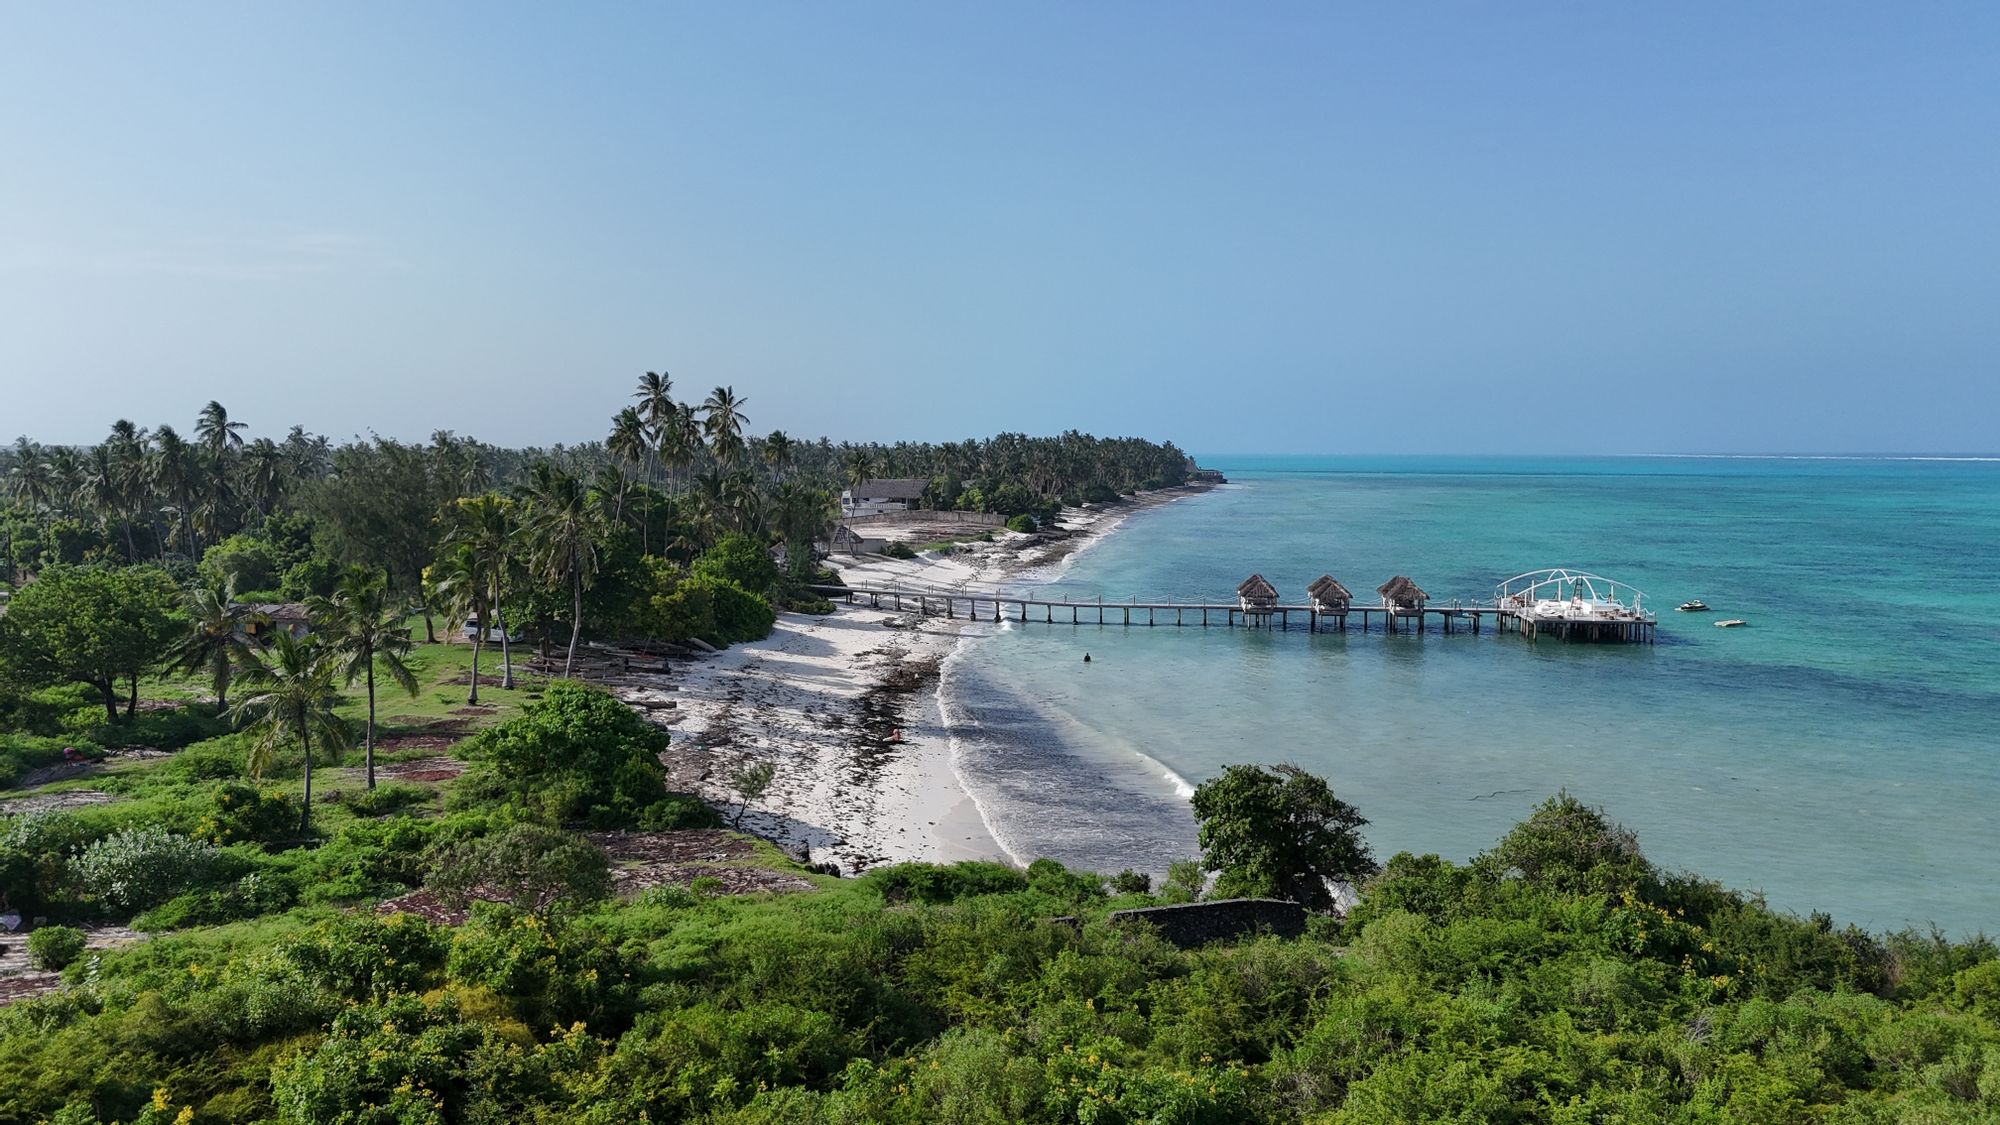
[840,478,929,518]
[232,602,311,643]
[1237,573,1279,612]
[1306,575,1352,612]
[1376,576,1428,613]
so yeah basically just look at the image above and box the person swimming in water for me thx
[1082,653,1091,663]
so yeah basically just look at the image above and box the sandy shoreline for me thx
[622,486,1210,874]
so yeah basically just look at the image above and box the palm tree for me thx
[658,403,703,490]
[80,445,128,555]
[152,425,200,557]
[771,482,837,577]
[195,400,246,457]
[633,370,674,485]
[242,438,288,517]
[429,544,489,705]
[763,430,795,482]
[107,421,151,554]
[844,447,875,488]
[232,632,348,834]
[522,465,605,677]
[4,439,54,521]
[166,577,263,712]
[606,408,646,525]
[310,567,419,790]
[701,386,750,466]
[443,493,518,690]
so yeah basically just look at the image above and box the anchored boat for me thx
[1678,600,1710,612]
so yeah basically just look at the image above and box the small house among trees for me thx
[840,478,927,518]
[235,602,312,643]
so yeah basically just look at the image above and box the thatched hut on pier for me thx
[1237,574,1279,614]
[1377,576,1428,616]
[1306,575,1351,613]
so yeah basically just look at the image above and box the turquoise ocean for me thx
[935,456,2000,935]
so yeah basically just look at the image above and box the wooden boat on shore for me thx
[1678,600,1710,612]
[1713,618,1746,628]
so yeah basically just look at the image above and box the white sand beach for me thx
[622,488,1207,874]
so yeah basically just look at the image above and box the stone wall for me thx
[1106,898,1307,948]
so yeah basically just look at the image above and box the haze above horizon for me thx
[3,5,1996,456]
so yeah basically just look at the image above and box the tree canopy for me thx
[1191,762,1377,911]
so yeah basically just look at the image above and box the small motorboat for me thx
[1677,600,1710,612]
[1713,618,1746,628]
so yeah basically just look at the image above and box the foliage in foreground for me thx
[2,770,1999,1123]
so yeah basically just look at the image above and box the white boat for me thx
[1713,618,1746,628]
[1678,600,1710,612]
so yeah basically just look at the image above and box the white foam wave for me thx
[934,635,1032,867]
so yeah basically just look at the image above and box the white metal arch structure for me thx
[1493,568,1651,617]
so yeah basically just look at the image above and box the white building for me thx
[840,478,928,518]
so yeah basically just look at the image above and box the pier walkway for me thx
[814,568,1658,644]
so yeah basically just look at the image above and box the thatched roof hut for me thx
[1376,576,1429,610]
[1237,573,1279,610]
[1306,575,1352,610]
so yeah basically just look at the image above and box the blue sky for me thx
[2,4,1995,455]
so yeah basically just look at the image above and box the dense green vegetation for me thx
[3,677,1999,1123]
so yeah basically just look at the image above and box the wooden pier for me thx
[814,568,1657,644]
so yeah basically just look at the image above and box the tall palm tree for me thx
[763,430,795,482]
[522,465,605,677]
[195,400,246,457]
[107,421,151,554]
[166,577,264,712]
[606,408,647,525]
[844,447,875,488]
[633,370,674,485]
[4,439,54,521]
[151,425,200,558]
[242,438,288,517]
[80,445,128,555]
[429,544,489,705]
[700,386,750,466]
[232,632,348,834]
[656,403,702,490]
[443,493,518,689]
[310,567,419,790]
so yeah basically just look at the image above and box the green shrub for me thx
[191,781,300,844]
[26,924,87,970]
[1005,514,1037,533]
[200,533,280,593]
[71,826,222,912]
[1109,868,1152,895]
[638,794,722,831]
[867,861,1029,904]
[133,870,298,930]
[0,734,85,788]
[456,680,675,828]
[706,578,776,645]
[70,705,229,751]
[693,534,781,596]
[882,541,917,560]
[427,823,612,913]
[338,782,431,818]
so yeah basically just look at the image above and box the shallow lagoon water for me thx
[939,456,2000,935]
